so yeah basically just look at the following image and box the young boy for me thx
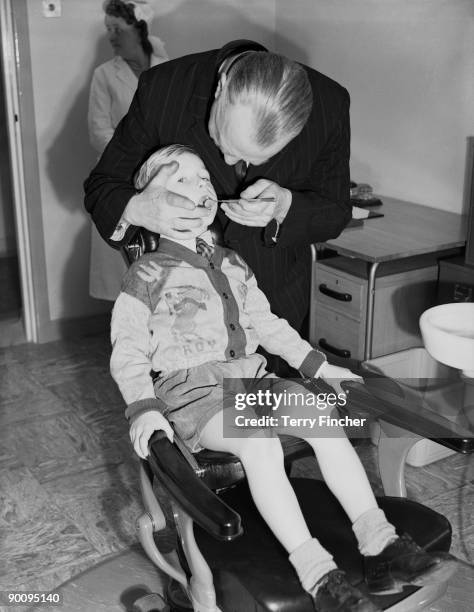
[110,145,452,612]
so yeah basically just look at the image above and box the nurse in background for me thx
[88,0,168,301]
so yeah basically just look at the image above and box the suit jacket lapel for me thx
[187,121,237,195]
[246,147,288,185]
[183,51,237,195]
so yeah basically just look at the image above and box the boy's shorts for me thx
[154,354,275,452]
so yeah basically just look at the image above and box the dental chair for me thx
[121,228,460,612]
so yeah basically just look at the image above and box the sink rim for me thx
[420,303,474,375]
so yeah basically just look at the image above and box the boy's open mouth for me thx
[197,197,217,209]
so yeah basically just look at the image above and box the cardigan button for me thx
[230,350,235,357]
[230,323,236,330]
[223,292,228,299]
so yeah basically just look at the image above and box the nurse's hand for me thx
[123,162,210,239]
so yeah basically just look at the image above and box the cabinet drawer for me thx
[312,306,365,361]
[371,266,438,357]
[313,264,365,320]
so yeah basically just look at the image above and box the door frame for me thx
[0,0,49,343]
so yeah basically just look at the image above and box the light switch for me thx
[42,1,61,18]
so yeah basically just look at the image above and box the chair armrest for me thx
[341,379,474,453]
[326,354,365,375]
[147,431,243,541]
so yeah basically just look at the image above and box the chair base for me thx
[25,540,455,612]
[27,478,453,612]
[26,545,166,612]
[193,478,452,612]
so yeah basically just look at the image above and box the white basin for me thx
[420,303,474,377]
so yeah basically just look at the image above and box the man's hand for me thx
[318,362,364,396]
[221,179,292,227]
[130,411,174,459]
[123,162,210,239]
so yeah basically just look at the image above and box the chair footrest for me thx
[193,478,451,612]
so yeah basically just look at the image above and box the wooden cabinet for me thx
[437,255,474,303]
[310,255,439,361]
[311,197,466,361]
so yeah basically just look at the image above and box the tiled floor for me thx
[0,331,473,611]
[0,333,143,603]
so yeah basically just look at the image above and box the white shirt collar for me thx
[162,229,214,253]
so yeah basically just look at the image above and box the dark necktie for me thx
[234,160,247,183]
[196,237,214,261]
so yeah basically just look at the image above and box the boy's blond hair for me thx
[134,144,198,191]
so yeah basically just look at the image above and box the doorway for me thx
[0,46,22,330]
[0,0,48,346]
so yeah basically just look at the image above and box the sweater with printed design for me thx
[110,238,326,422]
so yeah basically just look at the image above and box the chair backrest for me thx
[121,229,160,266]
[121,216,225,266]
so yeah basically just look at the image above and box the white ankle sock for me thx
[352,507,398,556]
[289,537,337,594]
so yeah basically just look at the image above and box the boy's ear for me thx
[145,160,179,189]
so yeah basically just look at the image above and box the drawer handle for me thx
[318,284,352,302]
[318,338,351,359]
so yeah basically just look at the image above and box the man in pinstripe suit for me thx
[84,40,351,373]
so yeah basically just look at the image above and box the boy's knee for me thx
[238,435,284,468]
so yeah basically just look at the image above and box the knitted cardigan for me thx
[110,238,326,422]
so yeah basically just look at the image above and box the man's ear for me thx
[215,72,227,99]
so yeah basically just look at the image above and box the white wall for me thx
[25,0,275,322]
[22,0,473,329]
[275,0,474,213]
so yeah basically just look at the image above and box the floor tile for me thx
[25,546,166,612]
[0,346,16,366]
[46,370,124,417]
[0,392,68,429]
[0,361,47,403]
[428,557,474,611]
[2,555,106,612]
[10,337,110,386]
[42,462,143,556]
[404,453,474,501]
[1,412,122,483]
[0,332,472,607]
[422,482,474,564]
[0,467,100,589]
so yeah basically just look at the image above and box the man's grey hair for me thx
[220,52,313,148]
[134,144,198,190]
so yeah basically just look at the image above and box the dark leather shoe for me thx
[365,533,458,594]
[313,569,380,612]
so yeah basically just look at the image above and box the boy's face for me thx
[148,152,218,238]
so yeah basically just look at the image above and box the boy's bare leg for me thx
[199,410,314,553]
[278,424,379,523]
[199,409,381,610]
[268,380,396,553]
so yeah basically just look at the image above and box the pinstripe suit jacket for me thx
[84,42,351,332]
